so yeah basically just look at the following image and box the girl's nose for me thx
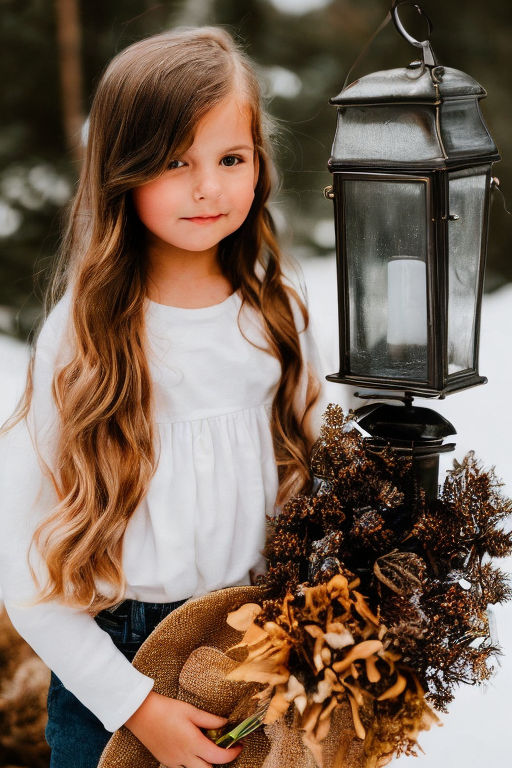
[192,171,222,202]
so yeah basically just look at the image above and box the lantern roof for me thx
[330,65,486,106]
[329,63,500,170]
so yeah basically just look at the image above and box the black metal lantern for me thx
[323,1,501,498]
[325,2,500,400]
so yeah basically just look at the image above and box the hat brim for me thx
[98,584,269,768]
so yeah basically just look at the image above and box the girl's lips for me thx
[184,214,224,224]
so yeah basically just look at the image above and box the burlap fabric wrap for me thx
[97,585,364,768]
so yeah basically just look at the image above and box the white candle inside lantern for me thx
[387,256,428,347]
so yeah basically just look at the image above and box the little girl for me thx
[0,26,328,768]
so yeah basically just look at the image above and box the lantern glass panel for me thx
[447,169,487,374]
[344,178,429,381]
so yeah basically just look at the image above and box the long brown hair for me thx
[5,26,322,612]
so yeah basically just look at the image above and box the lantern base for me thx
[352,402,457,500]
[325,371,487,399]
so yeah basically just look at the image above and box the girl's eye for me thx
[168,159,185,169]
[221,155,243,167]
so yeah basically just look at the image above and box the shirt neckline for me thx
[146,289,240,321]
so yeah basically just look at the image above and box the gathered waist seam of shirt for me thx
[154,401,274,426]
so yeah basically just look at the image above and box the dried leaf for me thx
[365,656,381,683]
[226,625,271,654]
[342,679,364,707]
[226,603,262,631]
[313,636,326,672]
[324,628,354,649]
[420,704,443,730]
[301,701,324,736]
[374,551,426,595]
[295,694,308,714]
[352,591,380,626]
[332,640,383,674]
[227,662,289,686]
[263,621,293,642]
[312,677,333,704]
[252,685,273,702]
[305,624,324,638]
[346,692,366,739]
[264,689,291,723]
[318,695,338,722]
[377,672,407,701]
[327,573,351,597]
[315,712,332,741]
[285,674,306,702]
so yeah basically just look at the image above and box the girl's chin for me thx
[145,220,246,254]
[147,237,223,256]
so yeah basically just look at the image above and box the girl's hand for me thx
[124,691,243,768]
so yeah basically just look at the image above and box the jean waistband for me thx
[94,597,190,648]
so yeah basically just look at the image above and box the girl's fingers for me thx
[187,757,213,768]
[188,706,228,729]
[195,736,243,766]
[185,745,241,768]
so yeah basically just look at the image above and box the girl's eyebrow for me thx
[222,144,254,153]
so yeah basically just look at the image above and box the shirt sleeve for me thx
[0,298,154,732]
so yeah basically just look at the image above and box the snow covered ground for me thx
[0,256,511,766]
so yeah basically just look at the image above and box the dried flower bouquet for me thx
[221,404,512,767]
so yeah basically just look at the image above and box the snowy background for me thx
[1,254,511,766]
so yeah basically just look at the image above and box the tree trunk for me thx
[55,0,85,166]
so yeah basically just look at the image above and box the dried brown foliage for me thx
[0,607,50,768]
[244,404,512,764]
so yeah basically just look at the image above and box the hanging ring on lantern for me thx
[391,1,438,67]
[391,1,433,48]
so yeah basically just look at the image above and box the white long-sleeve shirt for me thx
[0,273,329,731]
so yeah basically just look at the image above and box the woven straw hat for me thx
[97,585,364,768]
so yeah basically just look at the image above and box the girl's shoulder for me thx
[35,291,73,360]
[281,260,309,334]
[255,257,309,333]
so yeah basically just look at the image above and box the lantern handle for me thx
[340,10,393,93]
[339,2,438,94]
[391,1,438,67]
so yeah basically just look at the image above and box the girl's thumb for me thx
[189,707,227,728]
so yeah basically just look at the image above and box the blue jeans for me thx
[45,597,189,768]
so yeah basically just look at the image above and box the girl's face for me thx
[132,92,258,263]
